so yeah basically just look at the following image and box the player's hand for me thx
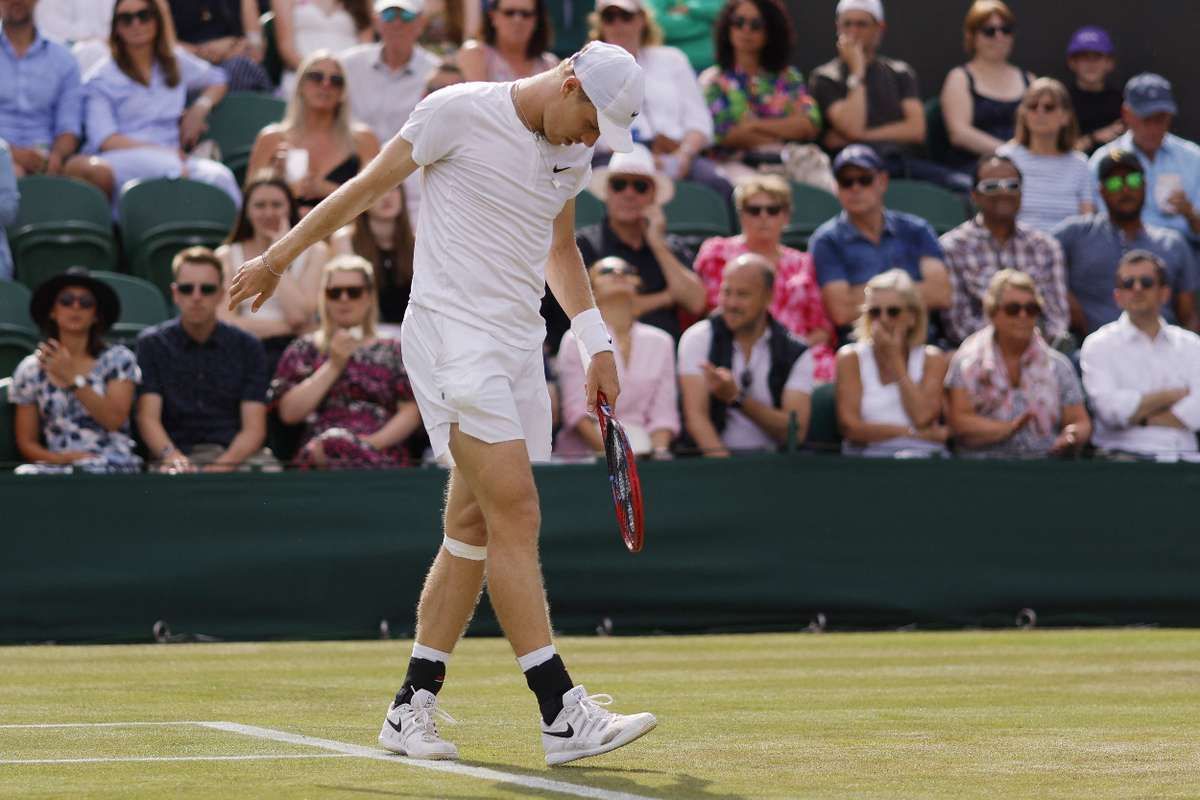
[586,350,620,415]
[229,255,282,313]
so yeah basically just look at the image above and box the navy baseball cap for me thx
[1096,148,1143,180]
[1066,26,1114,57]
[1124,73,1177,118]
[832,144,884,175]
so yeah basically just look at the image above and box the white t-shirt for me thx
[677,319,814,452]
[400,82,593,349]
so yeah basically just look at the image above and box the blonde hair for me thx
[853,269,928,351]
[984,269,1044,316]
[1012,77,1079,153]
[281,50,355,152]
[963,0,1014,55]
[587,4,663,47]
[315,255,378,352]
[733,174,792,214]
[171,246,222,281]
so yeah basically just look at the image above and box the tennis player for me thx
[228,42,655,766]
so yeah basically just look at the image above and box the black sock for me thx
[524,655,574,726]
[394,657,446,706]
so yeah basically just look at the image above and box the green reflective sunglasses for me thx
[1103,172,1145,193]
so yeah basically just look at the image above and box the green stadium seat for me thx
[206,92,286,187]
[923,96,952,166]
[118,178,237,301]
[663,181,733,237]
[0,330,36,378]
[784,183,842,250]
[0,377,17,468]
[805,382,841,452]
[575,189,604,229]
[91,271,170,345]
[884,179,968,234]
[9,176,117,288]
[0,280,36,336]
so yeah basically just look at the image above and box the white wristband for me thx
[571,307,613,367]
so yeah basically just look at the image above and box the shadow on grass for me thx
[460,758,749,800]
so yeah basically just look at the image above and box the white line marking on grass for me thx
[0,754,354,765]
[0,722,209,729]
[202,722,658,800]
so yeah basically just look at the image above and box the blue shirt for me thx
[83,48,225,154]
[1051,213,1198,334]
[0,25,83,148]
[0,138,17,280]
[811,209,944,287]
[1089,131,1200,239]
[136,319,268,452]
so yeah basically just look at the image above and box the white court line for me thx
[0,754,354,765]
[202,722,659,800]
[0,722,208,729]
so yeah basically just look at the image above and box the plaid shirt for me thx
[939,217,1069,344]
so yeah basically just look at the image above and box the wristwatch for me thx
[72,374,87,392]
[846,74,863,91]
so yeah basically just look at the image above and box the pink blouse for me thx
[555,322,681,458]
[693,235,836,383]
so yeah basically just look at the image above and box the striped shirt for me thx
[997,143,1092,233]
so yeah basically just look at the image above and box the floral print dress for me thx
[9,346,142,474]
[269,336,415,469]
[699,65,822,160]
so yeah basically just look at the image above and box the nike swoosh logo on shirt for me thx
[552,166,570,173]
[544,723,574,738]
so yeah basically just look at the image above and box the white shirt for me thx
[340,43,439,145]
[399,82,592,349]
[843,341,946,458]
[677,318,814,452]
[35,0,114,44]
[1081,312,1200,456]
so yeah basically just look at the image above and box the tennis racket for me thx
[596,391,645,553]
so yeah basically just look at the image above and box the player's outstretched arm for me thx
[229,135,420,312]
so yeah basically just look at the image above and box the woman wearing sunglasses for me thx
[271,255,422,469]
[457,0,557,82]
[331,185,415,324]
[693,174,835,382]
[699,0,819,184]
[247,50,381,215]
[10,268,142,474]
[997,78,1094,231]
[946,269,1090,458]
[272,0,373,94]
[63,0,241,206]
[835,269,949,457]
[939,0,1035,175]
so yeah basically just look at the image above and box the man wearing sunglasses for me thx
[1081,250,1200,459]
[1054,148,1198,336]
[940,154,1068,345]
[811,144,951,331]
[228,42,655,765]
[1088,73,1200,239]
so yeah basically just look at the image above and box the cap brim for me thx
[598,114,635,153]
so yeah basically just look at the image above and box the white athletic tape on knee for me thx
[442,536,487,561]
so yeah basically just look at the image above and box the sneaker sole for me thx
[378,733,459,761]
[545,715,657,766]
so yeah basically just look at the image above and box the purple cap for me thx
[1066,26,1114,57]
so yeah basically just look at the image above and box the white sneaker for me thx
[378,689,459,760]
[541,685,656,766]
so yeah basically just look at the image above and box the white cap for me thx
[595,0,643,11]
[374,0,424,15]
[589,143,674,204]
[835,0,883,21]
[571,42,644,154]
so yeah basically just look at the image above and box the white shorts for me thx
[401,304,552,466]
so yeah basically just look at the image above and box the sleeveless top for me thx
[296,152,360,208]
[229,242,318,324]
[483,45,558,81]
[842,341,947,458]
[945,65,1030,169]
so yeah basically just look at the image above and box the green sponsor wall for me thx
[3,455,1199,644]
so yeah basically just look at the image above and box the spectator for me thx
[9,268,141,474]
[1081,250,1200,460]
[835,269,948,457]
[417,0,480,54]
[997,78,1094,232]
[692,174,835,382]
[271,255,422,468]
[1065,26,1123,156]
[940,154,1068,345]
[136,246,278,472]
[457,0,557,82]
[246,50,381,214]
[939,0,1033,175]
[423,57,463,94]
[1053,148,1198,336]
[1088,74,1200,241]
[810,145,950,329]
[555,256,679,459]
[331,186,414,324]
[678,253,813,456]
[544,143,704,349]
[0,139,15,280]
[217,171,328,368]
[642,0,718,73]
[34,0,115,73]
[698,0,819,185]
[589,0,725,196]
[341,0,439,147]
[0,0,84,178]
[168,0,273,92]
[946,269,1090,459]
[63,0,240,205]
[272,0,373,94]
